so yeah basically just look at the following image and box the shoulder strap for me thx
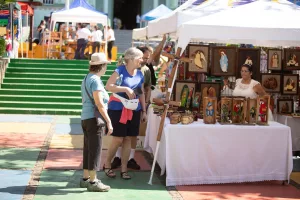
[84,75,96,106]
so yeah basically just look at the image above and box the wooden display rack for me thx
[42,31,63,59]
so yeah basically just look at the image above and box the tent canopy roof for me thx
[147,0,255,37]
[141,4,172,21]
[51,0,107,25]
[177,0,300,54]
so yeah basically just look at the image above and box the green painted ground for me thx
[34,171,171,200]
[0,148,40,169]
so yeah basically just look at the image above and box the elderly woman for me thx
[104,47,147,180]
[232,64,274,121]
[80,53,113,192]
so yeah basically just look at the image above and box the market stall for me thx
[146,0,299,186]
[47,0,107,59]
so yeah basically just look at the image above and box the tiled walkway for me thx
[0,114,299,200]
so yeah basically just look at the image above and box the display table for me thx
[275,114,300,151]
[144,107,293,186]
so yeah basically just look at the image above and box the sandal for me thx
[120,172,131,180]
[103,166,116,178]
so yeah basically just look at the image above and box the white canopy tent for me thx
[51,7,107,28]
[177,0,300,55]
[141,4,172,21]
[147,0,253,38]
[132,27,147,41]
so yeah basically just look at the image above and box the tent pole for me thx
[26,12,28,58]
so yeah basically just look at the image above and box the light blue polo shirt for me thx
[81,73,109,120]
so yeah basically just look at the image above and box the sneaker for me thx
[87,180,110,192]
[111,157,121,169]
[127,158,141,170]
[79,178,90,188]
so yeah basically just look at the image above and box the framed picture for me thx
[267,49,282,71]
[174,81,197,109]
[277,99,294,114]
[187,44,209,73]
[200,82,221,100]
[211,46,237,76]
[192,92,201,111]
[237,48,261,82]
[261,73,281,93]
[284,49,300,70]
[282,74,299,95]
[203,97,217,124]
[256,95,270,125]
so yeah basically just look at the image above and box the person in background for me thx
[75,23,91,60]
[91,25,103,54]
[105,26,115,61]
[37,20,46,45]
[80,53,112,192]
[136,14,141,28]
[145,35,167,87]
[110,46,152,170]
[104,47,147,180]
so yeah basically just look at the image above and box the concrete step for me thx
[0,95,82,103]
[0,100,81,110]
[0,89,81,96]
[8,63,118,70]
[10,58,117,65]
[0,107,81,115]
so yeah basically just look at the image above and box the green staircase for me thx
[0,59,117,115]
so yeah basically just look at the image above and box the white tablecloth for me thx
[144,107,293,186]
[276,114,300,151]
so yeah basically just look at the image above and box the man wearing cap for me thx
[75,23,91,60]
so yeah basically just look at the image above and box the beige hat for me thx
[89,53,111,65]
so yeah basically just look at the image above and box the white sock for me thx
[115,147,122,158]
[129,149,136,160]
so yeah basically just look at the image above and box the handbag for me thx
[84,75,106,127]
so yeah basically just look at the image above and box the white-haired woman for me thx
[104,47,147,180]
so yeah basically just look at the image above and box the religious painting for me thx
[232,97,245,124]
[246,98,257,125]
[200,82,221,101]
[177,62,185,80]
[203,97,217,124]
[277,99,294,114]
[221,77,234,97]
[282,74,299,95]
[220,97,232,124]
[267,49,282,71]
[211,46,237,76]
[174,81,197,109]
[261,73,281,93]
[192,92,201,112]
[237,48,261,82]
[256,95,270,125]
[284,49,300,70]
[187,45,209,73]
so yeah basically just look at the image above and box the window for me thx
[43,0,54,4]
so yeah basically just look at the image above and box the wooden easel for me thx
[148,47,190,184]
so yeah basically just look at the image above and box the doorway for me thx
[113,0,141,30]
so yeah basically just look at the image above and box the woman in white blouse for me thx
[232,64,274,121]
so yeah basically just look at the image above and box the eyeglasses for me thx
[142,57,149,60]
[240,70,250,73]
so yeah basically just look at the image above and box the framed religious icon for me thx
[282,74,299,95]
[220,97,232,124]
[261,73,281,93]
[277,99,294,114]
[232,97,245,124]
[187,44,209,73]
[200,82,221,101]
[237,48,261,82]
[256,95,270,125]
[177,62,185,80]
[284,49,300,70]
[174,81,197,109]
[245,98,257,125]
[211,46,237,76]
[203,97,217,124]
[267,49,282,71]
[192,92,201,112]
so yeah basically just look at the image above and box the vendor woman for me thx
[232,64,274,121]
